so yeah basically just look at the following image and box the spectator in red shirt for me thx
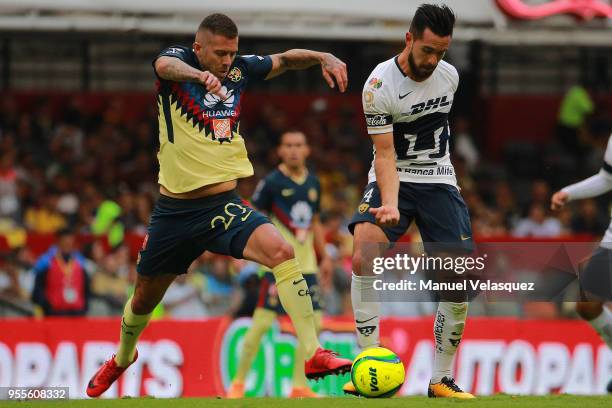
[31,228,90,316]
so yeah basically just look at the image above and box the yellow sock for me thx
[293,310,323,388]
[233,308,276,383]
[273,259,320,360]
[115,297,152,367]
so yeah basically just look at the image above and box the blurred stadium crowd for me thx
[0,85,610,319]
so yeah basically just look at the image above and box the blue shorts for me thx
[137,190,270,276]
[348,181,474,252]
[257,272,323,313]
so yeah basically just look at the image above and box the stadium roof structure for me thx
[0,0,611,45]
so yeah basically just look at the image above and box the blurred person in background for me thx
[556,83,593,156]
[24,192,67,234]
[228,130,331,398]
[472,208,508,238]
[162,273,208,319]
[529,179,552,211]
[194,253,235,316]
[494,181,520,229]
[319,210,352,315]
[0,247,35,316]
[53,173,79,226]
[512,204,562,238]
[571,199,608,236]
[87,13,352,398]
[89,242,130,315]
[551,132,612,393]
[0,150,19,223]
[0,253,24,300]
[31,228,90,316]
[556,206,575,235]
[229,260,261,318]
[91,194,124,249]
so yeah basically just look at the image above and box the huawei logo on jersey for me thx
[203,86,235,109]
[496,0,612,20]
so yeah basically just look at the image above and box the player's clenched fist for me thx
[369,205,400,227]
[550,191,569,211]
[199,71,226,100]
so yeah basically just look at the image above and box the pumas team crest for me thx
[358,203,369,214]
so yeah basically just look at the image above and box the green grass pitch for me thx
[2,395,610,408]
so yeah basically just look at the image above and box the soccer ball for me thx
[351,347,405,398]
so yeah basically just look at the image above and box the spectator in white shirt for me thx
[513,204,562,238]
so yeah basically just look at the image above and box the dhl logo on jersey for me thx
[408,95,452,115]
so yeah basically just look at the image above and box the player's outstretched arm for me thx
[369,133,400,226]
[266,50,347,92]
[552,135,612,210]
[551,172,612,210]
[154,56,226,99]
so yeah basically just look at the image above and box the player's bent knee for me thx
[352,250,365,275]
[576,301,603,321]
[268,242,295,267]
[352,244,379,276]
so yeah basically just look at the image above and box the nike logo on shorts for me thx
[355,316,378,324]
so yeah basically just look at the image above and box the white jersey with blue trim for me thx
[363,56,459,187]
[562,133,612,248]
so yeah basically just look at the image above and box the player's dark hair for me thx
[409,4,456,39]
[279,129,307,145]
[199,13,238,38]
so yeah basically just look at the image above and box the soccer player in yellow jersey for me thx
[227,130,332,398]
[87,14,351,398]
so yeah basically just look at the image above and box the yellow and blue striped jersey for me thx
[252,169,321,274]
[153,45,272,193]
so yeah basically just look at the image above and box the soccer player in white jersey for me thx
[551,133,612,393]
[345,4,475,398]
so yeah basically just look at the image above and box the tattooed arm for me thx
[266,49,348,92]
[154,56,225,98]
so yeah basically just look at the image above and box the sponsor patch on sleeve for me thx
[365,114,393,128]
[368,77,383,89]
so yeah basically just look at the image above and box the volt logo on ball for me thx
[369,367,379,391]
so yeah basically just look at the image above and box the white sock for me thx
[431,301,468,383]
[351,273,380,349]
[587,306,612,348]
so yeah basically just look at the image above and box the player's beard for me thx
[408,50,435,81]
